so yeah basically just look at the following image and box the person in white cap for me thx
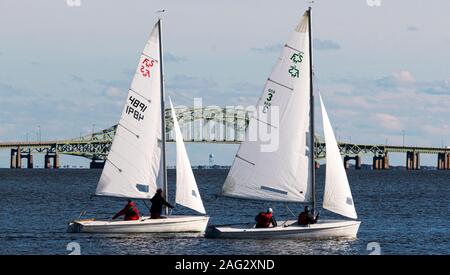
[254,208,278,228]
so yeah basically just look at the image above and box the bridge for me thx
[1,107,449,170]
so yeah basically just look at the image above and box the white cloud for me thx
[376,70,415,87]
[105,86,124,98]
[393,70,415,83]
[422,124,450,136]
[317,71,450,149]
[374,113,403,130]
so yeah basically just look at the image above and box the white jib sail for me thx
[320,94,358,219]
[169,98,206,214]
[95,22,164,199]
[221,13,312,203]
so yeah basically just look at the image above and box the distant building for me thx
[209,153,215,168]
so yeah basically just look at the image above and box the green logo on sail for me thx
[289,66,300,78]
[290,52,303,64]
[288,52,304,78]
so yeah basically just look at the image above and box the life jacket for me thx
[298,212,309,225]
[124,203,140,220]
[256,212,273,228]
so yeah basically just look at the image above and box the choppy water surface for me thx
[0,168,448,254]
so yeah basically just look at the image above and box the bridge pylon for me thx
[90,158,105,169]
[44,153,59,169]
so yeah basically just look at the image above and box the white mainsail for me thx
[320,94,358,219]
[95,22,163,199]
[170,98,206,214]
[221,13,312,203]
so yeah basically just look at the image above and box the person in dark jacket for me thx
[298,206,319,225]
[112,200,140,221]
[150,189,174,219]
[255,208,277,228]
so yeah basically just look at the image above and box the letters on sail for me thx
[95,22,164,199]
[221,13,313,203]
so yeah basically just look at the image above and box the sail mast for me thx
[157,19,169,215]
[307,7,316,215]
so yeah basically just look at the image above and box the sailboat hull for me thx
[67,215,209,233]
[205,219,360,239]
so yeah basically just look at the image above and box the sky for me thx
[0,0,449,167]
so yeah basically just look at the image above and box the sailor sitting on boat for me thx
[112,200,140,221]
[255,208,278,228]
[298,206,319,225]
[150,189,174,219]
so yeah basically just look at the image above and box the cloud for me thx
[376,70,415,87]
[0,82,23,96]
[316,71,450,148]
[422,124,450,136]
[70,74,84,83]
[105,86,125,98]
[96,79,127,89]
[228,81,262,95]
[374,113,403,130]
[164,52,187,63]
[313,39,341,50]
[167,74,218,90]
[250,39,341,53]
[406,26,420,32]
[250,43,282,54]
[394,71,415,82]
[419,79,450,95]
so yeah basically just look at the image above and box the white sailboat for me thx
[205,8,360,239]
[68,20,209,233]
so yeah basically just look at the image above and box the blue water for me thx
[0,168,448,255]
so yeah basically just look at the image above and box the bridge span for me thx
[1,107,449,170]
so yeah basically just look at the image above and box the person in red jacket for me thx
[298,206,319,225]
[255,208,277,228]
[112,200,140,221]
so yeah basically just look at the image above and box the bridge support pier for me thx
[27,154,34,168]
[10,149,17,168]
[406,151,420,170]
[344,155,362,170]
[372,156,385,170]
[10,147,24,168]
[20,150,33,169]
[437,152,449,170]
[448,153,450,170]
[44,153,60,169]
[383,153,390,169]
[45,155,50,169]
[90,159,105,169]
[16,146,22,168]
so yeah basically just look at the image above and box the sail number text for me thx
[126,95,148,121]
[140,58,156,78]
[262,89,276,113]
